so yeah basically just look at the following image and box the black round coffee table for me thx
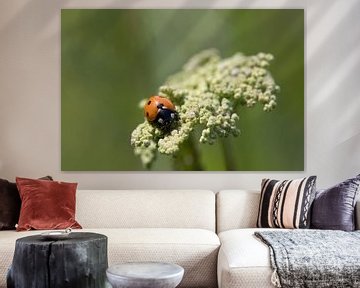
[7,232,108,288]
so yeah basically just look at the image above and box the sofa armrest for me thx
[356,200,360,230]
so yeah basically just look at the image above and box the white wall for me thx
[0,0,359,190]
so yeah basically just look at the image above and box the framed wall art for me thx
[61,9,304,171]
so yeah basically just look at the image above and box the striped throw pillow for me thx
[257,176,317,229]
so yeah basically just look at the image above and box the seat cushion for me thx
[0,228,220,288]
[103,228,219,288]
[218,228,282,288]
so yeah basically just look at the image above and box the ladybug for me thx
[144,96,179,131]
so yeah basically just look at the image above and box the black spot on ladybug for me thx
[147,100,151,105]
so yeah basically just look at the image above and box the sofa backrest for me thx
[217,190,360,232]
[216,190,260,233]
[76,190,216,231]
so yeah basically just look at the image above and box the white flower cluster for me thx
[130,49,279,168]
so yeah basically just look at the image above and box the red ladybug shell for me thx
[144,96,176,122]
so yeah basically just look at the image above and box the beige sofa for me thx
[1,189,359,288]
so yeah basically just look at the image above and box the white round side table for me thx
[106,262,184,288]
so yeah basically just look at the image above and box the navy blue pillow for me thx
[311,174,360,231]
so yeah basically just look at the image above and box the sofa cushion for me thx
[218,228,280,288]
[16,177,82,231]
[311,174,360,231]
[257,176,317,229]
[105,228,219,288]
[0,228,220,288]
[76,190,216,231]
[0,179,20,230]
[216,190,260,233]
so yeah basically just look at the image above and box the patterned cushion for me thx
[256,176,317,229]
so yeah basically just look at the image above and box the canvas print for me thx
[61,9,304,171]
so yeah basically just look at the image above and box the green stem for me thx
[173,134,203,171]
[221,137,237,171]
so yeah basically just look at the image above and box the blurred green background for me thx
[61,9,304,171]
